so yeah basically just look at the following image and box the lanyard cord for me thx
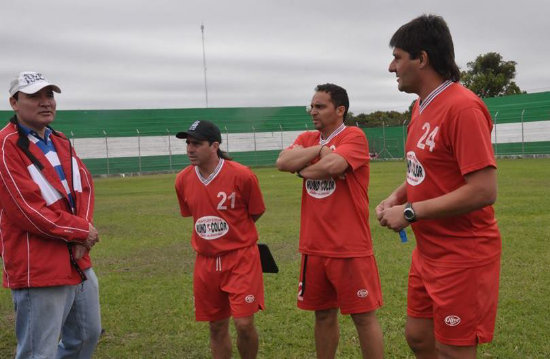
[10,116,44,170]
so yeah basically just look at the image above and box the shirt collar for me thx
[18,123,52,143]
[195,158,224,185]
[319,123,346,145]
[418,80,453,114]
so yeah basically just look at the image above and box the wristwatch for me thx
[403,202,417,223]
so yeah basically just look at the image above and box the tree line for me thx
[349,52,524,128]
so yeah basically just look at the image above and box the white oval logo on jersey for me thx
[305,179,336,199]
[406,151,425,186]
[444,315,461,327]
[195,216,229,240]
[357,289,369,298]
[245,295,255,303]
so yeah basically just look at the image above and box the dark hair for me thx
[12,92,19,100]
[217,149,232,160]
[389,14,460,82]
[206,139,232,160]
[315,83,349,121]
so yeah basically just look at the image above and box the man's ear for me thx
[9,96,18,112]
[336,105,346,118]
[418,50,429,68]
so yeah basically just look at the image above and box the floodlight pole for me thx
[201,23,209,108]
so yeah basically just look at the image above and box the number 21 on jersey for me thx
[416,122,439,152]
[217,191,236,210]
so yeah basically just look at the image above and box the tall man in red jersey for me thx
[276,84,384,359]
[175,120,266,359]
[376,15,502,359]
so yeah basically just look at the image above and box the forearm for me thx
[375,181,407,221]
[29,211,91,242]
[413,167,497,220]
[389,182,408,206]
[0,189,90,242]
[297,162,328,179]
[414,185,494,220]
[0,147,92,243]
[298,153,348,179]
[377,167,497,232]
[276,145,323,172]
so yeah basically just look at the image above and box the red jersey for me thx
[175,159,265,256]
[406,81,501,266]
[292,125,373,257]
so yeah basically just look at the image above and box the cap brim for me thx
[19,82,61,95]
[175,132,188,139]
[175,131,207,140]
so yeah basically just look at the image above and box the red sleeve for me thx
[174,172,191,217]
[448,107,496,176]
[0,139,89,242]
[288,131,309,149]
[243,170,265,216]
[75,156,95,223]
[333,129,369,171]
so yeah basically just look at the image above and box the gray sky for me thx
[1,0,549,114]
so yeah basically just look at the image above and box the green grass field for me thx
[1,158,549,358]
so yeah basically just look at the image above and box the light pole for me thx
[201,23,209,108]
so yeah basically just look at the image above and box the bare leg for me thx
[405,317,437,359]
[209,318,232,359]
[436,342,476,359]
[350,310,384,359]
[233,315,258,359]
[314,309,339,359]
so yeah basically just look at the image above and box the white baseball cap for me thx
[9,71,61,97]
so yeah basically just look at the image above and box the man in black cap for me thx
[174,120,266,359]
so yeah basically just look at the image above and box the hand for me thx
[72,244,88,260]
[84,223,99,249]
[376,196,398,221]
[319,145,332,158]
[378,204,409,232]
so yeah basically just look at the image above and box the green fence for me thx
[484,91,550,124]
[51,106,313,137]
[2,91,549,175]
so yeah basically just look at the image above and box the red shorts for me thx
[407,249,500,346]
[193,245,264,322]
[297,254,383,314]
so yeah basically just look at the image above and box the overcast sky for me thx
[1,0,549,114]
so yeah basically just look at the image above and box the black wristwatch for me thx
[404,202,417,223]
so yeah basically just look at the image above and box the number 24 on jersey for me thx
[416,123,439,152]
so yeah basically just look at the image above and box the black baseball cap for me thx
[176,120,222,143]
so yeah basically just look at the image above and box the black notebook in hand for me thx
[257,243,278,273]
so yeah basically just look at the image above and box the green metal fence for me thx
[2,91,549,175]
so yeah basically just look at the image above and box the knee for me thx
[315,309,338,326]
[234,317,256,338]
[405,328,430,353]
[351,311,377,327]
[87,323,103,344]
[209,319,230,339]
[73,321,102,348]
[84,308,102,343]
